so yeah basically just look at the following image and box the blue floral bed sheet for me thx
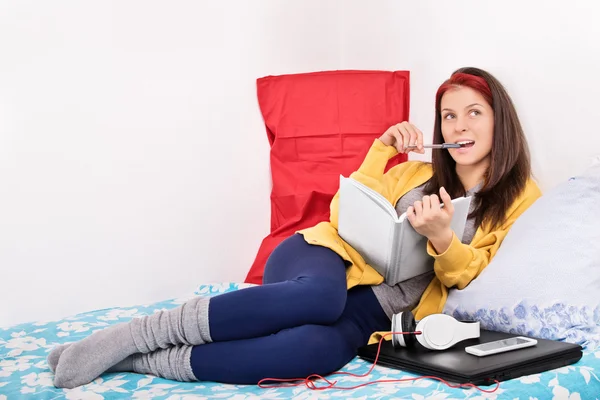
[1,283,599,400]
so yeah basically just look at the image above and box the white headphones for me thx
[391,311,480,351]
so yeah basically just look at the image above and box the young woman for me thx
[49,67,541,388]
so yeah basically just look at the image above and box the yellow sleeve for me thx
[329,139,404,230]
[426,180,542,289]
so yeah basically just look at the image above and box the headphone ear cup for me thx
[401,311,417,348]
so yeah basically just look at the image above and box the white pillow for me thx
[443,162,600,350]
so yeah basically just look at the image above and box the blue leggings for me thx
[189,234,391,384]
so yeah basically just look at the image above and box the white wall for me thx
[340,0,600,190]
[2,0,599,327]
[0,0,341,327]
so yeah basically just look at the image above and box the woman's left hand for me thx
[406,187,454,249]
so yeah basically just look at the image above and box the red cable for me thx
[257,331,500,393]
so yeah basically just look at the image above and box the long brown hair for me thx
[423,67,531,230]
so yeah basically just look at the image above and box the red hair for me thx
[435,72,493,110]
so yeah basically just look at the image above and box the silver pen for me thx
[406,143,464,149]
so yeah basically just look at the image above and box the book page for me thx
[346,177,399,221]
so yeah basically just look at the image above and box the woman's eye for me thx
[443,113,455,120]
[469,110,481,117]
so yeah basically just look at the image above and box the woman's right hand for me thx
[378,122,425,154]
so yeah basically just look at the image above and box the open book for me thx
[337,176,472,285]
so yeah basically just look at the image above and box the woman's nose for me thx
[454,117,468,132]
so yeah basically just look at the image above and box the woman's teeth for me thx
[457,140,475,148]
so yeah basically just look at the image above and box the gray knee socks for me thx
[53,295,211,388]
[49,344,195,382]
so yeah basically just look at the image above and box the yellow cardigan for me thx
[298,139,542,328]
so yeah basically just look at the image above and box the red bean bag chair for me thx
[244,70,410,284]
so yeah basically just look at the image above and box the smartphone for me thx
[465,336,538,357]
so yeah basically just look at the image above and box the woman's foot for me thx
[47,344,71,373]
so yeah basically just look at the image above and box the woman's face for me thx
[440,86,494,169]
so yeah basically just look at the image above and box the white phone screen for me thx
[474,337,530,351]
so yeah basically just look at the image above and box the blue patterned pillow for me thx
[443,162,600,350]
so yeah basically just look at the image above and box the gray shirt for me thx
[371,182,480,320]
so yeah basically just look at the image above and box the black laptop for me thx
[357,330,583,386]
